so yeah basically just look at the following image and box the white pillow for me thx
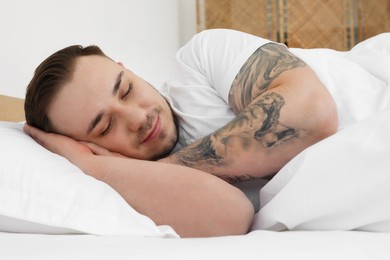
[0,121,178,237]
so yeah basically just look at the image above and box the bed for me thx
[2,33,390,258]
[1,94,390,259]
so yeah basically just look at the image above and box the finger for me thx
[81,142,111,156]
[81,141,127,158]
[23,123,44,144]
[23,123,33,135]
[23,124,61,152]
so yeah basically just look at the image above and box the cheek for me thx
[101,130,133,154]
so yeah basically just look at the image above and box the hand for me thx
[23,123,93,165]
[81,141,127,158]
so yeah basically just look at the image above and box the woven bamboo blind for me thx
[197,0,390,50]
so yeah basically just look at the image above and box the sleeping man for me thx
[23,29,389,237]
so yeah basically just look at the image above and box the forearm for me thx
[161,67,338,182]
[75,154,254,238]
[23,124,254,238]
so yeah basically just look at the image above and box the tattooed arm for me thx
[161,43,338,183]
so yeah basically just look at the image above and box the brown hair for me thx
[25,45,107,132]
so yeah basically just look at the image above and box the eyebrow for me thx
[87,111,104,134]
[86,70,124,134]
[112,71,124,96]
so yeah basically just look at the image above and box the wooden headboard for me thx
[197,0,390,51]
[0,94,25,122]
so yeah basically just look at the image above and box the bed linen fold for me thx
[253,97,390,232]
[253,33,390,232]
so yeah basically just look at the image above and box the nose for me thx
[114,103,146,132]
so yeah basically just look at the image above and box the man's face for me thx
[47,55,177,160]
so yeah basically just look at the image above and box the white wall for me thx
[0,0,197,99]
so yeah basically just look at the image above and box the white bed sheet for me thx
[1,230,390,260]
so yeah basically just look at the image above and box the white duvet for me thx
[252,33,390,232]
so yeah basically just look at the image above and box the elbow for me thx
[214,190,254,237]
[178,182,255,238]
[308,90,339,142]
[316,99,338,140]
[227,194,255,236]
[198,187,254,238]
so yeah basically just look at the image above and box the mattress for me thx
[1,230,389,259]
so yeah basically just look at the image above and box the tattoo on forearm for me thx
[253,92,297,147]
[174,92,299,183]
[173,137,226,168]
[219,92,298,148]
[229,43,306,113]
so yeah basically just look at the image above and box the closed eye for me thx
[100,117,113,137]
[121,83,133,99]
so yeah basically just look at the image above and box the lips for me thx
[141,115,161,144]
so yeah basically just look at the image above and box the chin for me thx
[150,144,175,161]
[151,135,178,161]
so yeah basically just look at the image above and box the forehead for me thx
[47,55,121,137]
[73,55,118,85]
